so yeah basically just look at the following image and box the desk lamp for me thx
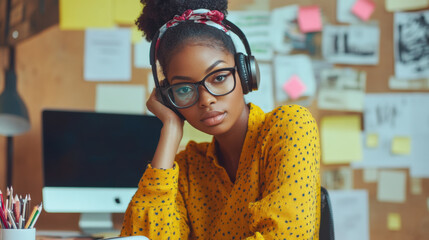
[0,46,30,187]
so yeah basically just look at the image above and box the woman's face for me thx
[165,42,247,136]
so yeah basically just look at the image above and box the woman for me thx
[121,0,321,239]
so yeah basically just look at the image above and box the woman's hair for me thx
[136,0,236,78]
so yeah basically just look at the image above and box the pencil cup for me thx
[0,228,36,240]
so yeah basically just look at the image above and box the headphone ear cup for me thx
[248,55,260,92]
[235,53,250,94]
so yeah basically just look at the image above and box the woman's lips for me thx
[200,111,226,126]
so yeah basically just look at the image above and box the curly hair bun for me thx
[136,0,228,41]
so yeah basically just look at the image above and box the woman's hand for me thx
[146,88,184,169]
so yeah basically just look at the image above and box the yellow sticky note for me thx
[132,26,143,43]
[391,136,411,155]
[387,213,401,231]
[366,133,378,148]
[180,122,213,147]
[386,0,429,12]
[321,115,362,164]
[60,0,114,30]
[113,0,143,24]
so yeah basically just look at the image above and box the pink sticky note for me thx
[298,6,322,33]
[351,0,375,21]
[282,75,306,100]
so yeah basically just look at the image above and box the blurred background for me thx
[0,0,428,239]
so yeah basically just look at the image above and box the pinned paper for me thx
[134,38,151,68]
[366,133,378,148]
[298,6,322,33]
[363,168,378,183]
[180,122,212,147]
[84,28,132,81]
[410,178,422,195]
[387,213,401,231]
[377,170,406,203]
[352,0,376,21]
[60,0,114,30]
[386,0,429,12]
[321,115,362,164]
[95,84,146,114]
[113,0,142,24]
[282,75,306,100]
[391,136,411,155]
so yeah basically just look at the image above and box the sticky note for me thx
[282,75,307,100]
[363,168,378,183]
[410,178,422,195]
[366,133,378,148]
[60,0,115,30]
[351,0,375,21]
[96,84,146,114]
[180,122,213,147]
[298,6,323,33]
[113,0,143,24]
[387,213,401,231]
[386,0,429,12]
[132,26,143,43]
[321,115,362,164]
[377,170,406,203]
[391,136,411,155]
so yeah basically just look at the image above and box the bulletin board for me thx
[0,0,428,239]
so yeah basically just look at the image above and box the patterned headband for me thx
[155,9,229,52]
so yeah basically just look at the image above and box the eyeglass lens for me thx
[167,68,236,108]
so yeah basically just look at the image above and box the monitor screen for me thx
[42,110,162,188]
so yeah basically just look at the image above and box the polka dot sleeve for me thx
[245,106,321,239]
[120,163,190,239]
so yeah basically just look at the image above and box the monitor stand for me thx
[78,213,118,235]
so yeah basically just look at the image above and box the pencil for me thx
[28,203,42,229]
[7,211,17,229]
[0,205,8,229]
[24,205,38,229]
[0,190,4,211]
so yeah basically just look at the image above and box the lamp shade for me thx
[0,69,30,136]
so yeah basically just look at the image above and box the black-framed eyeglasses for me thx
[162,67,236,109]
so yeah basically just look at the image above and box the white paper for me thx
[337,0,361,23]
[273,54,316,103]
[363,168,378,183]
[329,190,369,240]
[134,39,151,69]
[244,63,274,113]
[322,24,380,65]
[95,84,146,114]
[270,5,299,54]
[228,11,273,61]
[377,170,407,203]
[353,93,429,171]
[84,28,131,81]
[317,68,366,112]
[394,11,429,80]
[389,76,429,90]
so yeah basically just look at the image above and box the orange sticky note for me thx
[282,75,306,100]
[352,0,376,21]
[298,6,323,33]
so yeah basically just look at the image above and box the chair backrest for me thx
[319,186,335,240]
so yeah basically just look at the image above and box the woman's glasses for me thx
[162,67,236,108]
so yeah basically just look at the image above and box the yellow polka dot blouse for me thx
[121,103,321,239]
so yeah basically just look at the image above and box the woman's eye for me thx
[214,75,227,82]
[175,86,193,95]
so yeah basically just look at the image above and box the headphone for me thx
[149,18,260,118]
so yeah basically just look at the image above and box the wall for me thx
[0,0,428,238]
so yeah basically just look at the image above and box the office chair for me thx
[319,186,335,240]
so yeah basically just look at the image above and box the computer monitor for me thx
[41,110,162,234]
